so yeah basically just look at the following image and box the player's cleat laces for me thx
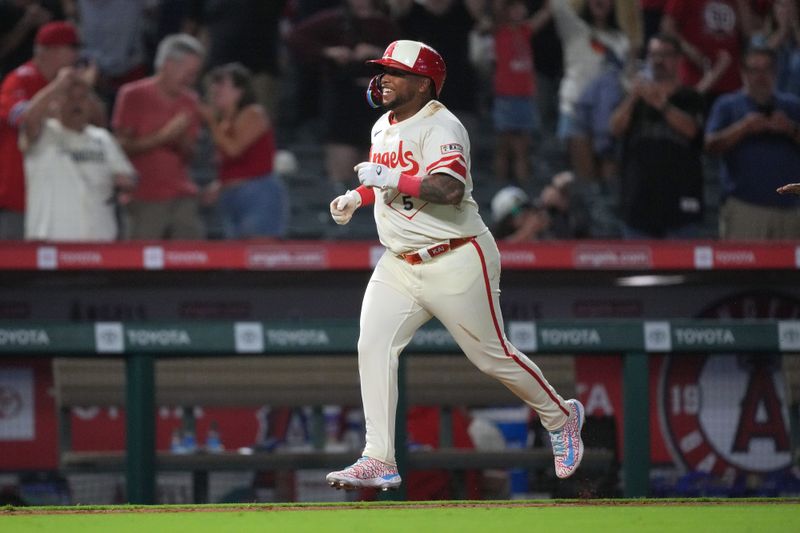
[548,399,585,479]
[326,456,402,491]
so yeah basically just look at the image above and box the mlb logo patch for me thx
[440,143,463,154]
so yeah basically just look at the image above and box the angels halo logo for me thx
[658,291,797,478]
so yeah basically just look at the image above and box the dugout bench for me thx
[54,354,616,502]
[4,318,797,503]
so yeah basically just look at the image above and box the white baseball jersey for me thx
[22,118,135,241]
[354,101,571,468]
[329,41,582,486]
[369,100,488,254]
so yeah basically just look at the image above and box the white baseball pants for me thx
[358,231,570,465]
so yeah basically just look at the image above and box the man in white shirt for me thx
[326,40,585,491]
[20,67,135,241]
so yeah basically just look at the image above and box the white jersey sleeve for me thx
[420,123,468,184]
[369,101,488,254]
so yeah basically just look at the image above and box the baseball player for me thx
[326,40,584,491]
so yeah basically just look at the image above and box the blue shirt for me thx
[706,91,800,208]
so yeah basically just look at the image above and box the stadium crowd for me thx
[1,0,799,242]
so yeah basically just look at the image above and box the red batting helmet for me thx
[367,40,447,97]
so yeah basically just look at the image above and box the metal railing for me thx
[2,318,798,503]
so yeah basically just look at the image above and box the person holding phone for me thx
[705,45,800,239]
[610,33,706,239]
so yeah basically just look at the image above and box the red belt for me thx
[400,237,475,265]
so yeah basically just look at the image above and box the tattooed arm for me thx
[419,173,465,205]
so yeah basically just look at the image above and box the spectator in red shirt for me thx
[0,20,79,239]
[112,33,206,240]
[490,0,552,184]
[661,0,754,103]
[200,63,288,239]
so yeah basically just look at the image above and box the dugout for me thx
[0,240,798,503]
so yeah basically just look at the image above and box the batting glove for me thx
[330,189,362,225]
[355,162,401,190]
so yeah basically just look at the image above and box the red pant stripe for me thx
[470,239,570,417]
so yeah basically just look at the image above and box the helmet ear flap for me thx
[366,74,383,108]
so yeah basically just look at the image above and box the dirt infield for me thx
[4,497,799,515]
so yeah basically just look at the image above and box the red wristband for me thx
[397,173,423,197]
[355,185,375,206]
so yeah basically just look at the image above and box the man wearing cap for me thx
[0,20,81,239]
[325,40,585,491]
[490,185,550,242]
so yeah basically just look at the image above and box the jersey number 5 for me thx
[402,195,414,210]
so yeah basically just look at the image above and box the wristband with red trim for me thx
[355,185,375,206]
[397,173,423,197]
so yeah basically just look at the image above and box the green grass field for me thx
[2,499,798,533]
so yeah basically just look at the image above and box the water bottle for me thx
[170,427,186,454]
[181,427,197,453]
[205,420,224,453]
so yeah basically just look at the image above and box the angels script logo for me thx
[372,140,420,175]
